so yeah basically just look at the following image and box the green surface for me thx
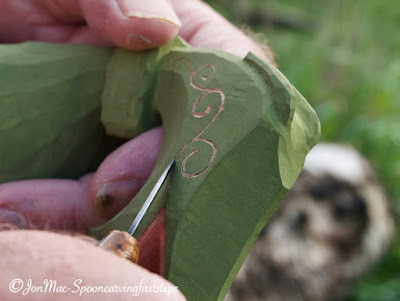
[91,40,320,300]
[205,0,400,300]
[0,39,319,300]
[0,43,113,182]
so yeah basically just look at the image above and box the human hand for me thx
[0,1,273,300]
[0,0,271,59]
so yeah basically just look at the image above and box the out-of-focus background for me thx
[203,0,400,300]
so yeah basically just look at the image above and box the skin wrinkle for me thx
[33,24,79,43]
[34,0,84,24]
[181,13,210,44]
[71,186,83,231]
[72,183,96,231]
[78,1,125,45]
[92,1,123,39]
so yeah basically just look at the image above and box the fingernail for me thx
[0,208,29,230]
[116,0,182,28]
[124,11,182,27]
[94,179,146,219]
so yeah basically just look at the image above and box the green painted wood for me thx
[0,42,113,182]
[91,39,320,300]
[0,39,320,301]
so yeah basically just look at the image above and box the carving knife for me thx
[97,160,175,263]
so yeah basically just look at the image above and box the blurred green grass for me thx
[204,0,400,300]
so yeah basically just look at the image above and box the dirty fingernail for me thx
[0,208,29,230]
[116,0,182,27]
[94,179,146,219]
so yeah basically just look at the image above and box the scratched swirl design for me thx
[172,58,225,178]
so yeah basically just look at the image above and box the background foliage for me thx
[204,0,400,299]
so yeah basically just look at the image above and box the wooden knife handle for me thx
[98,230,140,264]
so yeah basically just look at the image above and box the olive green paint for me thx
[0,42,113,182]
[0,39,320,301]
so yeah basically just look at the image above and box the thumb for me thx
[0,0,181,50]
[81,0,182,50]
[171,0,273,62]
[0,128,162,232]
[0,231,186,301]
